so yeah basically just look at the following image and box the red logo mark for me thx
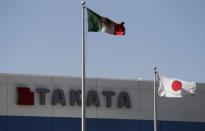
[17,87,34,105]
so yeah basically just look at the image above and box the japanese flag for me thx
[158,75,196,97]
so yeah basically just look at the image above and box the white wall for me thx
[0,73,205,122]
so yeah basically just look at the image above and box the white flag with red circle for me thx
[158,75,196,97]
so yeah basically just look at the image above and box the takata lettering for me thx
[17,87,131,109]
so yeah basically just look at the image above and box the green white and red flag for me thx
[87,8,125,35]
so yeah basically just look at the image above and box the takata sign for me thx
[16,87,132,109]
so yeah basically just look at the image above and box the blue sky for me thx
[0,0,205,82]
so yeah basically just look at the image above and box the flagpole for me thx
[154,67,157,131]
[81,1,86,131]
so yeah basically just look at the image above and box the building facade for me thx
[0,73,205,131]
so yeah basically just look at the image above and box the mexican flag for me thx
[87,8,125,35]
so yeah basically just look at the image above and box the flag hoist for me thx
[81,2,86,131]
[154,67,196,131]
[153,67,158,131]
[81,2,125,131]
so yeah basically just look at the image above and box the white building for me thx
[0,73,205,131]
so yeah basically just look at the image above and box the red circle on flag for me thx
[172,80,182,91]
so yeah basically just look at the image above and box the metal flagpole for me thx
[81,1,86,131]
[154,67,157,131]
